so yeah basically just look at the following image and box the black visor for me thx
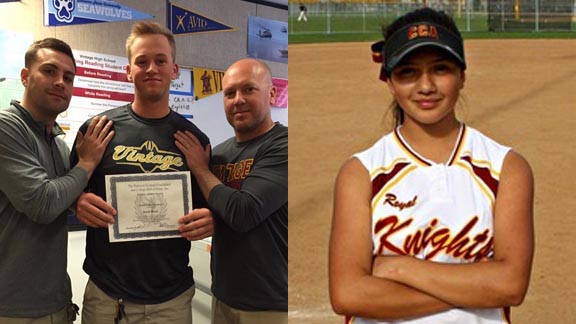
[372,22,466,81]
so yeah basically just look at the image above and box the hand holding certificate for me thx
[178,208,214,241]
[106,171,193,242]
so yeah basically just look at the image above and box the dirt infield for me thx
[288,39,576,323]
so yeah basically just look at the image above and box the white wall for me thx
[67,232,89,320]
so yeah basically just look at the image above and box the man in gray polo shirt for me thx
[0,38,114,324]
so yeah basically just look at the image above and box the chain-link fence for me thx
[289,0,576,34]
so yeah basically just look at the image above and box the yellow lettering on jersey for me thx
[112,141,184,172]
[211,165,227,182]
[243,159,254,179]
[223,159,254,183]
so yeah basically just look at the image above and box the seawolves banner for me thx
[44,0,153,27]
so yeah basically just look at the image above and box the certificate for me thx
[106,171,192,242]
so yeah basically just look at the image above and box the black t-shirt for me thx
[209,123,287,311]
[70,104,210,303]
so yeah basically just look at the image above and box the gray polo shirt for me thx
[0,100,87,317]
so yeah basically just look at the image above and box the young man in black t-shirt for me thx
[71,22,213,324]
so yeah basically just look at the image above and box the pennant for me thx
[193,67,225,100]
[44,0,153,27]
[167,0,235,35]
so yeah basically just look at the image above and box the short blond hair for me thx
[125,21,176,62]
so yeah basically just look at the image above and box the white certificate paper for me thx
[106,171,192,242]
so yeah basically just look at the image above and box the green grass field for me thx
[289,13,576,43]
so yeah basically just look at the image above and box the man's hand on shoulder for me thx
[75,116,115,177]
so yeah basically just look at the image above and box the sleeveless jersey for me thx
[350,124,511,324]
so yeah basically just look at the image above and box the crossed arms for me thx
[329,151,534,320]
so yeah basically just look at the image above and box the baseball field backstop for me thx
[289,0,576,34]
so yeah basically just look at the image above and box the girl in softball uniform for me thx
[329,7,534,324]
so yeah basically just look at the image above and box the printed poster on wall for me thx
[44,0,153,27]
[57,49,133,231]
[57,49,133,148]
[247,16,288,64]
